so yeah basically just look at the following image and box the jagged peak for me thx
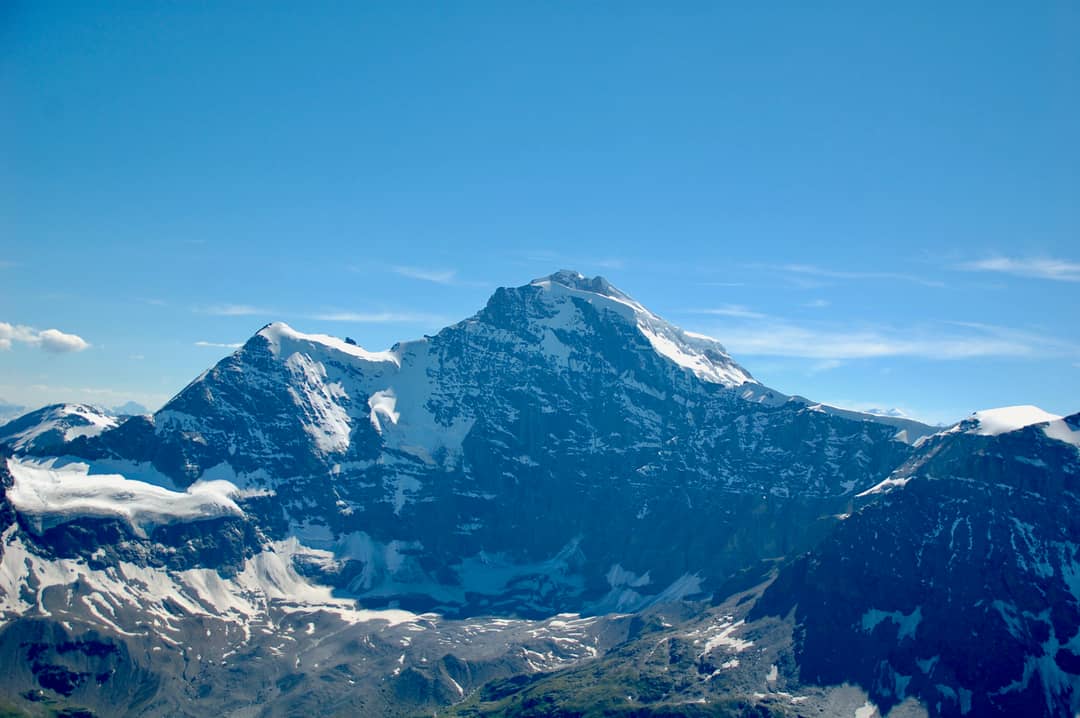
[530,270,645,314]
[525,271,754,387]
[533,270,626,299]
[243,275,756,389]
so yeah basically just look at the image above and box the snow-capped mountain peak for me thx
[256,321,401,366]
[0,403,118,453]
[530,270,755,387]
[914,404,1079,452]
[532,269,636,305]
[963,404,1062,436]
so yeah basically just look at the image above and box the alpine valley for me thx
[0,272,1077,717]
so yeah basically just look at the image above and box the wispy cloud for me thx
[391,265,458,284]
[381,264,491,288]
[0,322,90,353]
[194,341,243,349]
[309,311,448,324]
[193,302,449,325]
[769,263,945,288]
[198,304,271,316]
[521,251,627,273]
[701,317,1074,361]
[957,256,1080,282]
[804,299,830,309]
[688,305,768,320]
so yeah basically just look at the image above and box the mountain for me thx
[46,270,922,617]
[449,408,1080,718]
[0,271,1072,717]
[0,403,118,454]
[111,401,151,417]
[745,407,1080,717]
[0,400,26,424]
[786,399,939,444]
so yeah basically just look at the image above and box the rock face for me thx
[0,271,1074,717]
[751,412,1080,717]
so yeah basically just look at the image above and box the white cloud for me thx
[38,329,90,353]
[957,256,1080,282]
[391,265,458,284]
[194,341,243,349]
[0,323,33,350]
[804,299,830,309]
[0,322,90,353]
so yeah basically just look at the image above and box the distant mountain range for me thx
[0,400,27,424]
[0,271,1076,717]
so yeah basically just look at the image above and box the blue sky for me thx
[2,2,1078,424]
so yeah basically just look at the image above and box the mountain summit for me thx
[529,270,755,387]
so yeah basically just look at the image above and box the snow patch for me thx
[856,475,912,497]
[854,702,879,718]
[6,457,242,538]
[966,405,1061,436]
[605,564,651,589]
[368,389,400,434]
[637,323,753,387]
[1043,418,1080,448]
[696,617,754,655]
[861,606,922,641]
[284,352,352,454]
